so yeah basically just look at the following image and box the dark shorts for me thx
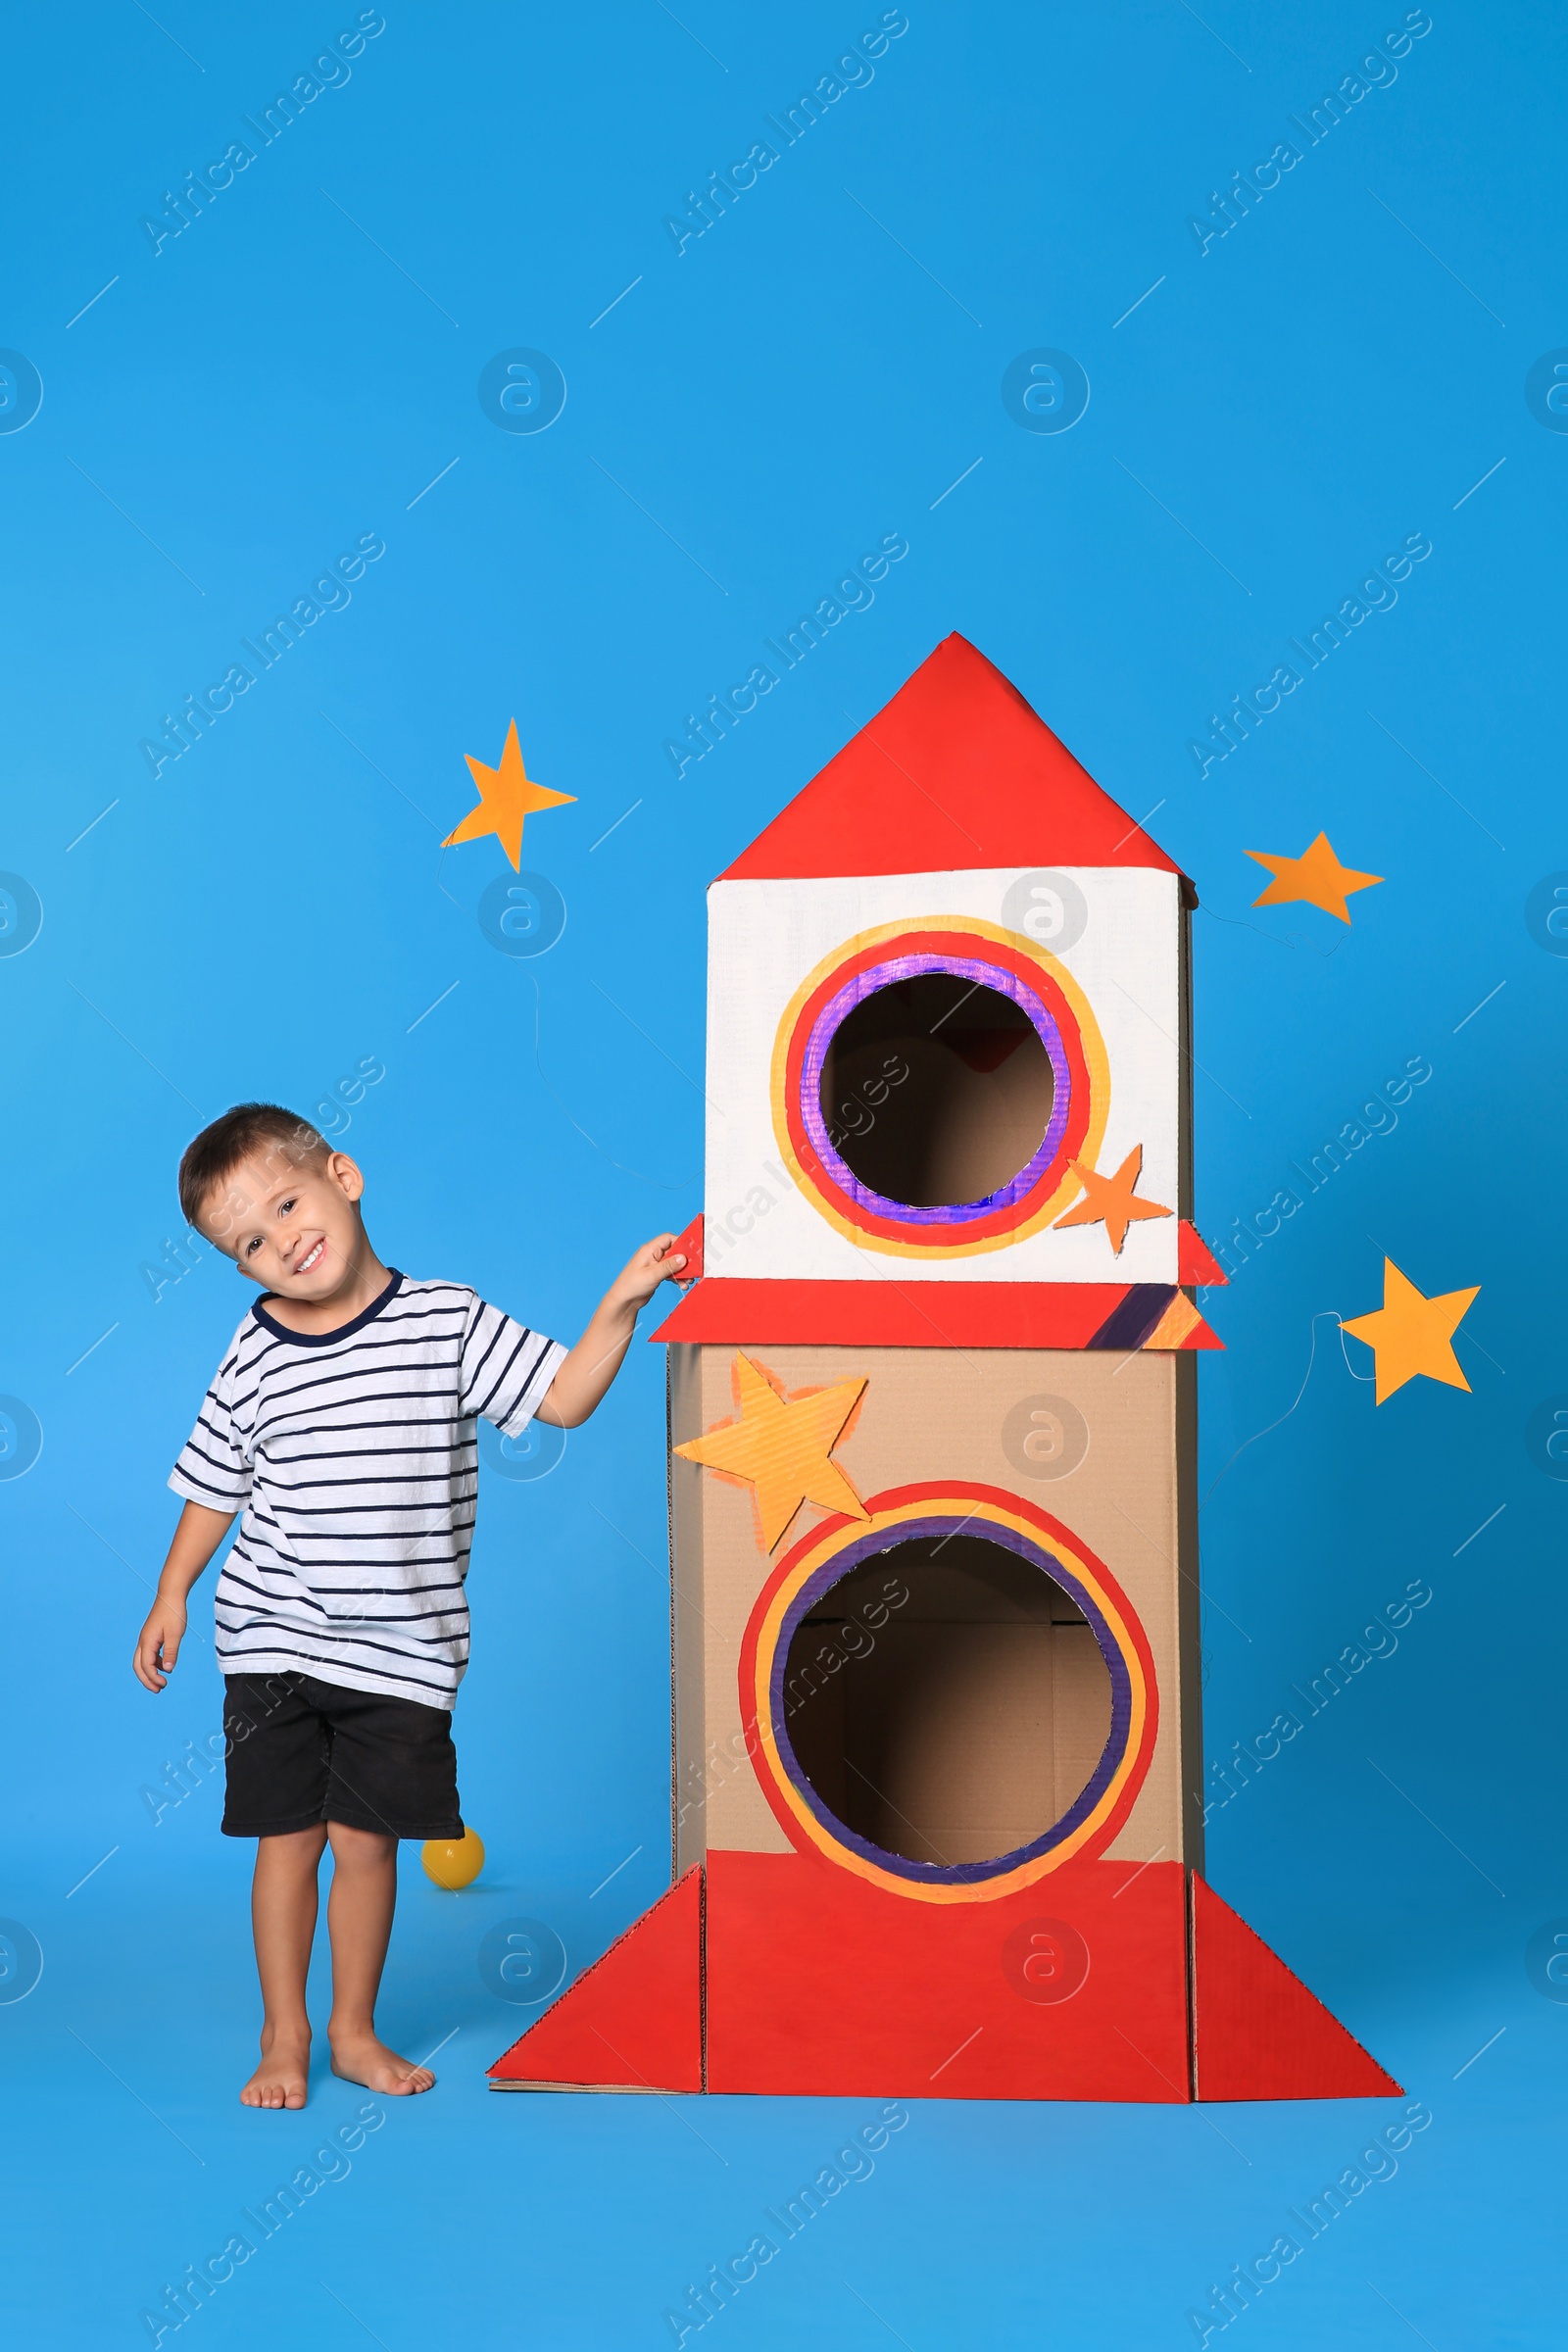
[221,1671,464,1840]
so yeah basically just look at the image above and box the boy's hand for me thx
[609,1233,690,1312]
[133,1596,187,1692]
[132,1501,232,1690]
[539,1234,694,1429]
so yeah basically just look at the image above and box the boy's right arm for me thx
[132,1500,235,1692]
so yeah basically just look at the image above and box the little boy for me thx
[132,1102,685,2110]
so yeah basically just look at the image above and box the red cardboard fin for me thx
[1190,1876,1402,2101]
[1178,1221,1228,1288]
[670,1212,704,1285]
[488,1868,703,2092]
[1140,1293,1224,1351]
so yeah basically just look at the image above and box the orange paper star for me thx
[1052,1145,1171,1255]
[1247,832,1382,923]
[443,719,574,869]
[1342,1258,1479,1404]
[674,1354,869,1551]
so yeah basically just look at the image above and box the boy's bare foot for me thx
[241,2027,311,2110]
[328,2031,435,2094]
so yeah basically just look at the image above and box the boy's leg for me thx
[242,1823,327,2110]
[323,1823,435,2095]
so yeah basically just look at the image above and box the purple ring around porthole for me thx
[768,1514,1133,1887]
[800,953,1072,1225]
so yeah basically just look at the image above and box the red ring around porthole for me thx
[782,930,1094,1249]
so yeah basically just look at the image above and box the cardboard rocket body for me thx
[491,637,1399,2102]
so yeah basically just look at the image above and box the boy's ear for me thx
[326,1152,366,1203]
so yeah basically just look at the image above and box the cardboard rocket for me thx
[491,636,1400,2103]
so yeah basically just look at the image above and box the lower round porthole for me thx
[742,1489,1157,1901]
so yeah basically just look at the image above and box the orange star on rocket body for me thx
[443,718,574,869]
[1342,1258,1480,1404]
[1052,1145,1172,1255]
[674,1354,870,1551]
[1246,832,1382,923]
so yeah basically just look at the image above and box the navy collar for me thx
[252,1268,404,1347]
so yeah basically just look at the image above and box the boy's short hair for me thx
[177,1103,330,1232]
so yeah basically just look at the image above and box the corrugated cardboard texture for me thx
[669,1342,1198,1875]
[669,1346,746,1872]
[1174,1352,1203,1867]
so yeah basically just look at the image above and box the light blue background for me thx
[1,2,1561,2344]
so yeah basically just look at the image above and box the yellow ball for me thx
[421,1827,485,1889]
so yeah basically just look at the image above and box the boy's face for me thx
[199,1148,368,1299]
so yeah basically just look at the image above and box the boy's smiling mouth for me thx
[293,1239,327,1276]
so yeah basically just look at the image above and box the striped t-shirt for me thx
[169,1273,565,1708]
